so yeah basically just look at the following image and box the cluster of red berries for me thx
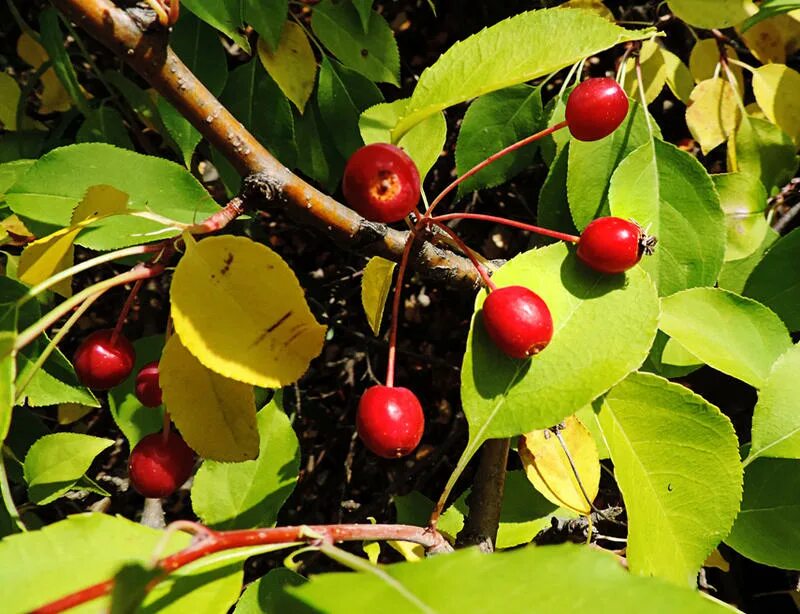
[343,78,655,459]
[72,331,192,498]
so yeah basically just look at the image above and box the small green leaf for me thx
[352,0,374,32]
[393,491,464,543]
[659,287,792,387]
[726,457,800,569]
[392,9,654,138]
[243,0,289,51]
[537,144,578,242]
[494,470,561,549]
[23,433,114,505]
[0,73,21,131]
[16,338,100,408]
[748,344,800,462]
[729,115,798,194]
[455,85,544,198]
[608,139,725,296]
[743,228,800,332]
[77,106,135,150]
[713,172,768,261]
[234,568,306,614]
[103,71,165,134]
[181,0,251,53]
[718,227,779,293]
[39,9,89,115]
[295,99,346,192]
[191,394,300,529]
[596,372,742,586]
[741,0,800,31]
[311,0,400,85]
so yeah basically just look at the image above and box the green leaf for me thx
[0,160,35,199]
[568,100,657,230]
[659,287,792,387]
[537,144,578,242]
[596,372,742,586]
[461,242,659,445]
[318,57,383,159]
[103,71,165,135]
[234,568,306,614]
[454,85,544,198]
[76,106,135,150]
[747,343,800,462]
[23,433,114,505]
[393,491,464,543]
[213,59,297,195]
[192,394,300,529]
[608,139,725,296]
[111,562,160,614]
[243,0,288,51]
[728,115,798,194]
[743,228,800,332]
[713,172,769,261]
[726,457,800,569]
[352,0,373,31]
[642,330,703,380]
[159,12,228,167]
[279,543,730,613]
[494,470,560,549]
[181,0,251,53]
[108,335,165,448]
[718,227,779,293]
[6,143,219,249]
[39,9,89,115]
[391,9,654,138]
[311,0,400,85]
[0,73,21,131]
[0,296,18,442]
[742,0,800,32]
[295,99,346,193]
[0,513,190,613]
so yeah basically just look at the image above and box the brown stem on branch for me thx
[33,523,451,614]
[50,0,482,289]
[454,438,510,552]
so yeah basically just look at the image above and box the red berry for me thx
[356,385,424,458]
[73,329,136,390]
[342,143,421,223]
[482,286,553,359]
[577,216,653,274]
[128,431,195,498]
[135,361,162,407]
[565,78,629,142]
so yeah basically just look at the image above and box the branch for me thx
[33,522,452,614]
[50,0,483,289]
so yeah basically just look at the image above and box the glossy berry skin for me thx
[342,143,421,223]
[482,286,553,359]
[73,329,136,390]
[128,431,195,498]
[357,385,424,459]
[577,216,644,274]
[135,361,162,407]
[565,78,629,142]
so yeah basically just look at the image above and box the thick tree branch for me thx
[51,0,483,288]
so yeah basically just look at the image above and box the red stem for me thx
[424,121,569,219]
[385,235,416,388]
[161,411,171,445]
[189,196,246,235]
[427,221,497,291]
[32,523,447,614]
[110,278,144,345]
[432,213,580,244]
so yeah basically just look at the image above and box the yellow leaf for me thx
[668,0,757,29]
[17,33,72,114]
[559,0,614,21]
[752,63,800,146]
[160,333,259,461]
[1,214,32,243]
[0,72,20,131]
[688,38,744,94]
[519,416,600,515]
[388,540,424,562]
[58,403,95,425]
[257,22,318,113]
[686,78,741,155]
[361,256,396,336]
[170,234,326,388]
[623,39,667,104]
[17,185,130,297]
[662,49,694,104]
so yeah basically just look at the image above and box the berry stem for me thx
[385,233,416,388]
[33,523,450,614]
[161,412,171,445]
[427,220,497,291]
[432,213,580,244]
[424,120,568,219]
[110,278,144,346]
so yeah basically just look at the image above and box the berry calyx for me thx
[73,329,136,390]
[356,385,424,459]
[565,78,629,142]
[577,216,656,274]
[128,431,195,498]
[135,361,162,407]
[342,143,421,223]
[482,286,554,359]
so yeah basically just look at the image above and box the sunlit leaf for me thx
[622,40,666,104]
[361,256,396,336]
[668,0,757,29]
[713,172,768,261]
[686,78,741,155]
[752,63,800,146]
[258,21,318,113]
